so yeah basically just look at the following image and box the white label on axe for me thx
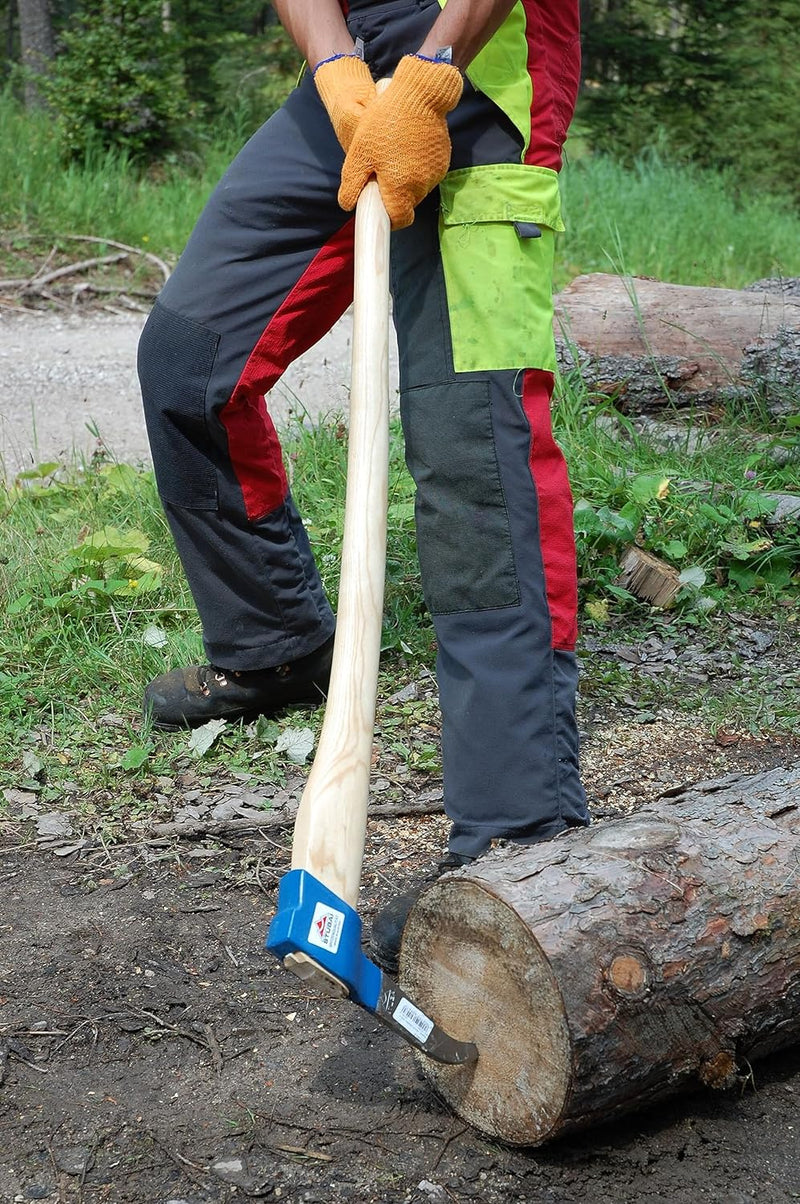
[307,902,345,954]
[393,998,434,1043]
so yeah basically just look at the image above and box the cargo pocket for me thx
[138,300,220,510]
[401,378,519,615]
[438,162,564,375]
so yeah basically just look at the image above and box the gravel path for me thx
[0,307,400,478]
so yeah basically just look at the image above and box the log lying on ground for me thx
[400,764,800,1145]
[554,274,800,413]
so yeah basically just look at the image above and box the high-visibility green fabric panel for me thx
[440,162,564,229]
[437,0,532,156]
[439,163,560,374]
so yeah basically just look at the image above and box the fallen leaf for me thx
[275,726,315,765]
[187,719,228,758]
[715,730,740,747]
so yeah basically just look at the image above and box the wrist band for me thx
[409,50,462,72]
[313,51,358,76]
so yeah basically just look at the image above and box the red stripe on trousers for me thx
[220,218,356,521]
[521,0,581,170]
[522,368,578,651]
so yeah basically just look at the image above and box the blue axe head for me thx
[266,868,477,1065]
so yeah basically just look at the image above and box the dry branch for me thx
[148,792,444,839]
[59,233,172,282]
[0,253,129,292]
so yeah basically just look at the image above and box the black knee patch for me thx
[138,300,220,510]
[401,380,519,615]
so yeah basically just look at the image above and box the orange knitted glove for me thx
[314,54,377,152]
[338,54,464,230]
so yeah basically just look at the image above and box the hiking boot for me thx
[143,635,334,730]
[370,851,475,974]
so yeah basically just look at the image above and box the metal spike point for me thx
[372,972,478,1065]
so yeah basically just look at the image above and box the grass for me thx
[557,149,800,289]
[1,380,798,836]
[0,90,237,268]
[2,89,800,290]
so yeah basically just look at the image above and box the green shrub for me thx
[209,25,302,144]
[43,0,191,161]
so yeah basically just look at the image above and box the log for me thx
[400,764,800,1145]
[554,274,800,414]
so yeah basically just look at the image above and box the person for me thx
[138,0,590,971]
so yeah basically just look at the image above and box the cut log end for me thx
[617,545,681,607]
[399,768,800,1146]
[400,880,572,1145]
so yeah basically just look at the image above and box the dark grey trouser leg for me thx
[136,0,450,673]
[137,75,350,670]
[391,190,588,857]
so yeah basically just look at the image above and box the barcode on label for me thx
[392,997,434,1043]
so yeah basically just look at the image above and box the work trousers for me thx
[137,0,589,856]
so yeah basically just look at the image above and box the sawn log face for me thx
[400,765,800,1145]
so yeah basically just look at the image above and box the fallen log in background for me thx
[554,274,800,413]
[401,764,800,1145]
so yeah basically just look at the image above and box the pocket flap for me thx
[440,162,565,232]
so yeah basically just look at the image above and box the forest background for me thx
[5,0,800,201]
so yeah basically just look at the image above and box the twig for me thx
[431,1121,468,1171]
[274,1143,334,1162]
[58,233,172,282]
[200,1022,225,1075]
[0,253,130,292]
[51,1017,101,1055]
[35,287,70,310]
[147,1131,210,1186]
[111,1008,216,1058]
[149,795,444,839]
[72,284,156,298]
[5,1045,49,1073]
[254,857,280,895]
[45,1135,69,1204]
[30,245,58,282]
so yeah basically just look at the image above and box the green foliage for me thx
[557,148,800,288]
[554,377,800,617]
[581,0,800,202]
[208,24,302,142]
[4,84,800,289]
[1,394,798,831]
[42,0,191,160]
[0,88,236,261]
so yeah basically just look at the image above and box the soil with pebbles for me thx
[2,707,800,1204]
[0,307,398,479]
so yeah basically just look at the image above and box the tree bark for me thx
[554,273,800,416]
[400,764,800,1145]
[16,0,54,109]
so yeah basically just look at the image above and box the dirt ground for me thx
[3,713,800,1204]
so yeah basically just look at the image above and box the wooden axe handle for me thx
[290,129,392,908]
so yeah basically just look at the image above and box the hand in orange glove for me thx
[338,54,464,230]
[314,53,377,152]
